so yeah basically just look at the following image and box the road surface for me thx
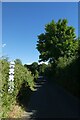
[22,78,80,119]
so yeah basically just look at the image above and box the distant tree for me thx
[24,64,32,71]
[0,56,9,61]
[38,63,47,76]
[31,62,38,71]
[24,62,39,80]
[15,59,22,64]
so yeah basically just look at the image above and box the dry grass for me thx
[8,104,24,118]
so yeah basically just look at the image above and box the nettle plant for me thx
[0,58,35,118]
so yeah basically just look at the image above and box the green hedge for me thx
[55,57,79,98]
[0,59,35,118]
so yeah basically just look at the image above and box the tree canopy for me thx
[36,19,78,63]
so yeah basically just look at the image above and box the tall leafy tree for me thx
[36,19,77,63]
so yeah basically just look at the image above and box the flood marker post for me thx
[8,61,15,93]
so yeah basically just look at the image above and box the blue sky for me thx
[2,2,78,64]
[0,2,2,57]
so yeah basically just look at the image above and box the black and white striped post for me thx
[8,61,15,93]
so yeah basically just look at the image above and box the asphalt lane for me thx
[22,79,80,119]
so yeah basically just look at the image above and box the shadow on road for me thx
[17,79,80,119]
[16,82,33,110]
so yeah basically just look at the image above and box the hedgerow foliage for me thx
[0,58,34,118]
[24,62,39,81]
[37,19,80,98]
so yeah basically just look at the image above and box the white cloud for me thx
[2,43,6,48]
[38,61,48,65]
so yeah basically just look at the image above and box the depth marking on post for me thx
[8,61,15,93]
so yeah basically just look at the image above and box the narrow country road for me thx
[22,78,80,119]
